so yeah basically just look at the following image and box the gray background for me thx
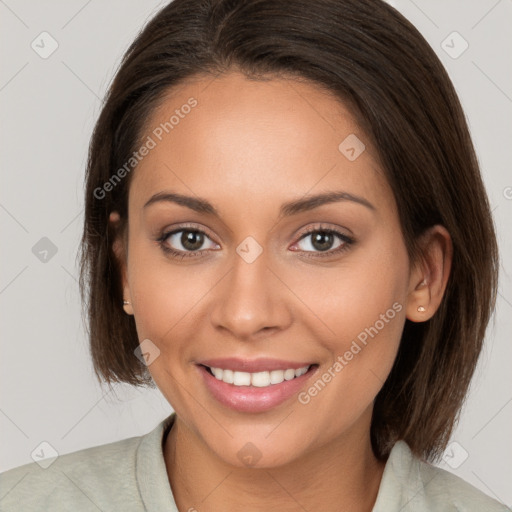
[0,0,511,506]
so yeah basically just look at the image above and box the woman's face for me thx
[115,71,416,467]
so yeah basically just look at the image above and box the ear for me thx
[406,225,453,323]
[109,211,133,315]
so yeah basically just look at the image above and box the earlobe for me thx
[122,300,134,315]
[406,275,431,322]
[405,225,453,323]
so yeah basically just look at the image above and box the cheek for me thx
[296,287,405,446]
[333,235,408,371]
[294,231,408,402]
[287,233,409,344]
[126,240,219,350]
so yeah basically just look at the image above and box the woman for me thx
[0,0,506,510]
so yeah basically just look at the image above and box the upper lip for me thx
[197,358,315,373]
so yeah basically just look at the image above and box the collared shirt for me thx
[0,412,508,511]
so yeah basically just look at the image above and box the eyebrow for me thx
[143,190,375,217]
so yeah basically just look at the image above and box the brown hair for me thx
[79,0,499,462]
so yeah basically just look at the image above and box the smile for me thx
[204,364,311,387]
[196,359,319,413]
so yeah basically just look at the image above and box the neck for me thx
[163,412,385,512]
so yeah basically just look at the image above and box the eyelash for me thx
[156,223,355,261]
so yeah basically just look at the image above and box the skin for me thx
[111,71,452,512]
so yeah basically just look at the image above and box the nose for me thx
[208,247,292,341]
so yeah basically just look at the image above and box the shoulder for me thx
[0,432,144,511]
[374,440,509,512]
[415,458,508,512]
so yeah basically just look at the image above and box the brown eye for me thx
[156,222,221,260]
[295,229,350,253]
[180,230,205,251]
[310,231,336,252]
[162,229,217,253]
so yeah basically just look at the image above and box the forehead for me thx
[129,71,392,215]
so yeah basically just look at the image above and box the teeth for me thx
[295,366,308,377]
[211,367,223,379]
[233,371,251,386]
[222,369,234,384]
[207,365,311,387]
[284,369,295,380]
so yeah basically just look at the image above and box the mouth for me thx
[200,363,314,388]
[196,359,319,413]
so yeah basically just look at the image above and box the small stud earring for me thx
[123,300,131,306]
[417,305,426,312]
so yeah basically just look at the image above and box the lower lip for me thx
[197,364,318,413]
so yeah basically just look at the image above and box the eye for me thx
[291,226,355,258]
[156,223,355,261]
[157,225,219,259]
